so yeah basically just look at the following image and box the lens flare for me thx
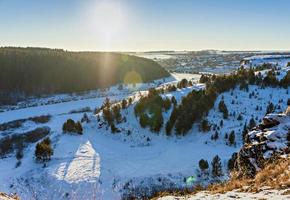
[124,71,142,90]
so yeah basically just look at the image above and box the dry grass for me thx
[151,157,290,199]
[208,157,290,194]
[0,193,20,200]
[150,185,204,200]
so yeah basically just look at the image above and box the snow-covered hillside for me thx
[0,56,289,199]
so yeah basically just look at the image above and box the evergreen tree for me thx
[220,120,224,127]
[103,108,113,125]
[287,131,290,146]
[228,152,238,171]
[237,114,243,121]
[62,119,75,132]
[228,130,235,145]
[35,138,53,162]
[199,159,209,171]
[163,98,172,111]
[63,119,83,134]
[212,131,219,140]
[242,122,248,143]
[200,119,210,132]
[211,155,223,178]
[224,133,228,139]
[165,121,173,136]
[218,100,228,119]
[110,123,117,133]
[139,113,149,128]
[266,102,275,114]
[81,113,90,123]
[112,105,122,123]
[75,121,83,134]
[103,97,110,109]
[171,96,177,106]
[121,99,127,109]
[248,118,256,129]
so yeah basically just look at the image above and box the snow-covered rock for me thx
[235,112,290,178]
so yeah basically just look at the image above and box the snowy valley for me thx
[0,55,290,200]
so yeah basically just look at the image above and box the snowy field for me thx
[0,56,289,199]
[158,188,290,200]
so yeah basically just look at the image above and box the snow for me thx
[51,140,100,183]
[0,82,287,199]
[158,188,290,200]
[0,57,289,199]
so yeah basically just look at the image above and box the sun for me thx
[88,1,126,40]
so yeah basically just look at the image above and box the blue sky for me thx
[0,0,290,51]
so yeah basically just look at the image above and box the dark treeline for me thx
[0,47,169,105]
[166,67,290,135]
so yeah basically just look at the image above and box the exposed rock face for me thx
[234,113,290,178]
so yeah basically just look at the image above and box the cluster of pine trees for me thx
[0,47,169,105]
[198,155,223,178]
[166,88,216,135]
[166,66,290,136]
[134,88,172,132]
[101,97,130,133]
[62,119,83,134]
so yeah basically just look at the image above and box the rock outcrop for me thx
[234,112,290,178]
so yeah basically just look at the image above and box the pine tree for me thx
[228,153,238,171]
[200,119,210,132]
[163,98,172,111]
[62,119,75,132]
[171,96,177,106]
[103,108,113,125]
[218,100,228,119]
[121,99,127,109]
[228,131,235,145]
[237,114,243,121]
[110,123,117,133]
[212,131,219,140]
[199,159,209,171]
[35,138,53,162]
[211,155,223,178]
[248,118,256,129]
[220,120,223,127]
[242,122,248,143]
[266,102,274,114]
[165,121,173,136]
[224,133,228,139]
[103,97,110,109]
[81,113,90,123]
[75,121,83,134]
[140,113,149,128]
[112,105,122,123]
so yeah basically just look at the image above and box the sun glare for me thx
[87,1,126,45]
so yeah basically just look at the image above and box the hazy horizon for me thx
[1,0,290,51]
